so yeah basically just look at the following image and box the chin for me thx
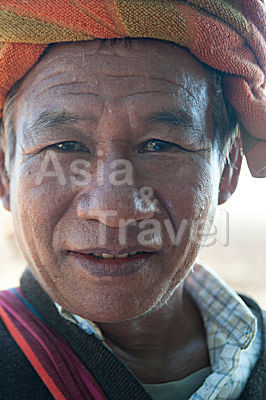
[58,289,159,323]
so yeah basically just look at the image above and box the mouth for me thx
[79,250,147,259]
[68,250,155,277]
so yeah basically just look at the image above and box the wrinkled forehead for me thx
[11,39,213,137]
[17,39,211,99]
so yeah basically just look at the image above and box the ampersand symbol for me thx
[139,186,160,213]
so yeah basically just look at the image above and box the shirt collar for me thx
[54,303,104,341]
[185,263,257,349]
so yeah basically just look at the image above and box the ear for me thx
[218,134,243,205]
[0,148,10,211]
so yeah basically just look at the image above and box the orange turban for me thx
[0,0,265,176]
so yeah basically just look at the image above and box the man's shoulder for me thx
[239,293,266,336]
[238,294,266,400]
[0,311,53,399]
[239,294,266,313]
[0,314,24,364]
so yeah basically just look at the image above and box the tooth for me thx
[116,253,129,258]
[129,251,138,256]
[101,253,115,259]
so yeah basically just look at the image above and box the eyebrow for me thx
[25,110,85,136]
[148,110,194,128]
[25,109,202,141]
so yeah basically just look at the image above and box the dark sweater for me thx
[0,269,265,400]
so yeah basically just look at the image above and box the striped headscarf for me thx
[0,0,265,176]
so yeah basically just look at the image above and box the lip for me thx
[68,251,154,277]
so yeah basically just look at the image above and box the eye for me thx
[49,141,89,152]
[139,139,175,153]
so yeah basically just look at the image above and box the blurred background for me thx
[0,159,265,307]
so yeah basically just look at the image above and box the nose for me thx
[76,181,156,228]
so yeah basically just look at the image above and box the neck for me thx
[98,284,210,383]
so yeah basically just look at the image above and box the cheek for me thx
[178,159,219,252]
[142,153,219,251]
[10,155,78,260]
[137,152,218,211]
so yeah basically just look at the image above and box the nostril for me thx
[77,206,118,223]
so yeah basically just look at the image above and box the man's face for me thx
[8,40,222,322]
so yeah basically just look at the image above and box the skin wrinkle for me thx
[22,78,197,103]
[17,43,198,101]
[63,90,177,96]
[24,112,88,139]
[0,39,242,384]
[12,161,80,314]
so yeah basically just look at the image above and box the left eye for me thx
[139,139,175,153]
[50,141,88,152]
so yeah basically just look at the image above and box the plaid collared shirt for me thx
[55,264,261,400]
[185,264,261,400]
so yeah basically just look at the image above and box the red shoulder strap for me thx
[0,288,108,400]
